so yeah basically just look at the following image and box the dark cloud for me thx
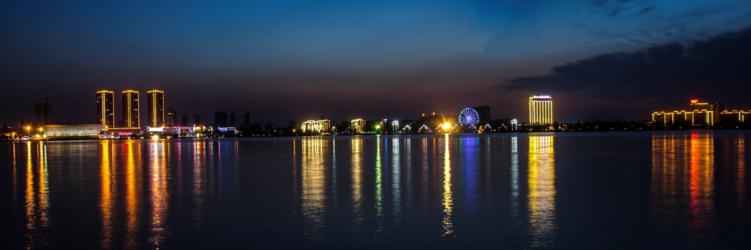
[499,26,751,119]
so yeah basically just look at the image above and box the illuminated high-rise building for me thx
[121,90,140,128]
[147,90,165,127]
[96,90,115,128]
[529,95,553,125]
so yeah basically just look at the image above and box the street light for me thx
[441,122,452,132]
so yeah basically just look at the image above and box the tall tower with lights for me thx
[529,95,553,125]
[96,90,115,129]
[121,90,140,128]
[147,89,165,127]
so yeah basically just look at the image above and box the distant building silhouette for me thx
[34,97,51,125]
[167,107,176,127]
[214,112,228,126]
[182,113,189,126]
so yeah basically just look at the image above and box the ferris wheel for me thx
[458,107,480,128]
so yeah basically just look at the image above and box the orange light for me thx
[441,122,452,131]
[690,99,699,104]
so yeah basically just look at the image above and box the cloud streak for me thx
[499,26,751,119]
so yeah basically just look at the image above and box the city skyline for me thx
[2,1,751,124]
[3,2,751,249]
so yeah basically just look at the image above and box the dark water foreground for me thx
[2,131,750,249]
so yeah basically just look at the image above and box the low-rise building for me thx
[301,119,331,134]
[651,99,719,127]
[43,124,102,138]
[351,118,365,134]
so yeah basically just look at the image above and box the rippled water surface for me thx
[2,131,751,249]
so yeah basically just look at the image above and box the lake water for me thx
[2,131,750,249]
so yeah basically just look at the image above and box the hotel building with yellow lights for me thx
[147,90,165,127]
[651,99,718,127]
[351,118,365,134]
[121,90,140,128]
[96,90,115,129]
[529,95,553,125]
[652,99,751,127]
[301,119,331,134]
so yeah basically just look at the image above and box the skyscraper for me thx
[529,95,553,125]
[147,90,165,127]
[34,97,51,125]
[167,107,176,127]
[122,90,140,128]
[214,112,228,126]
[96,90,115,128]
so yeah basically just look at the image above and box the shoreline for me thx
[3,128,751,142]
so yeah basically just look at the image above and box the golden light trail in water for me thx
[193,140,205,229]
[441,134,454,237]
[528,135,555,248]
[650,132,715,246]
[688,132,714,233]
[24,142,35,247]
[100,140,114,248]
[374,136,384,236]
[351,137,363,226]
[37,142,48,228]
[301,137,326,240]
[375,136,383,222]
[125,140,139,248]
[421,138,429,210]
[149,140,169,248]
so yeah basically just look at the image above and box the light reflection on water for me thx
[4,132,751,248]
[527,135,556,248]
[651,132,716,246]
[441,134,454,237]
[125,140,140,249]
[99,140,113,249]
[301,137,327,241]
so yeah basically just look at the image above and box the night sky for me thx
[2,0,751,125]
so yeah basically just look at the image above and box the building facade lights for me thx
[121,90,140,128]
[147,90,165,128]
[96,90,115,128]
[529,95,553,125]
[301,119,331,134]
